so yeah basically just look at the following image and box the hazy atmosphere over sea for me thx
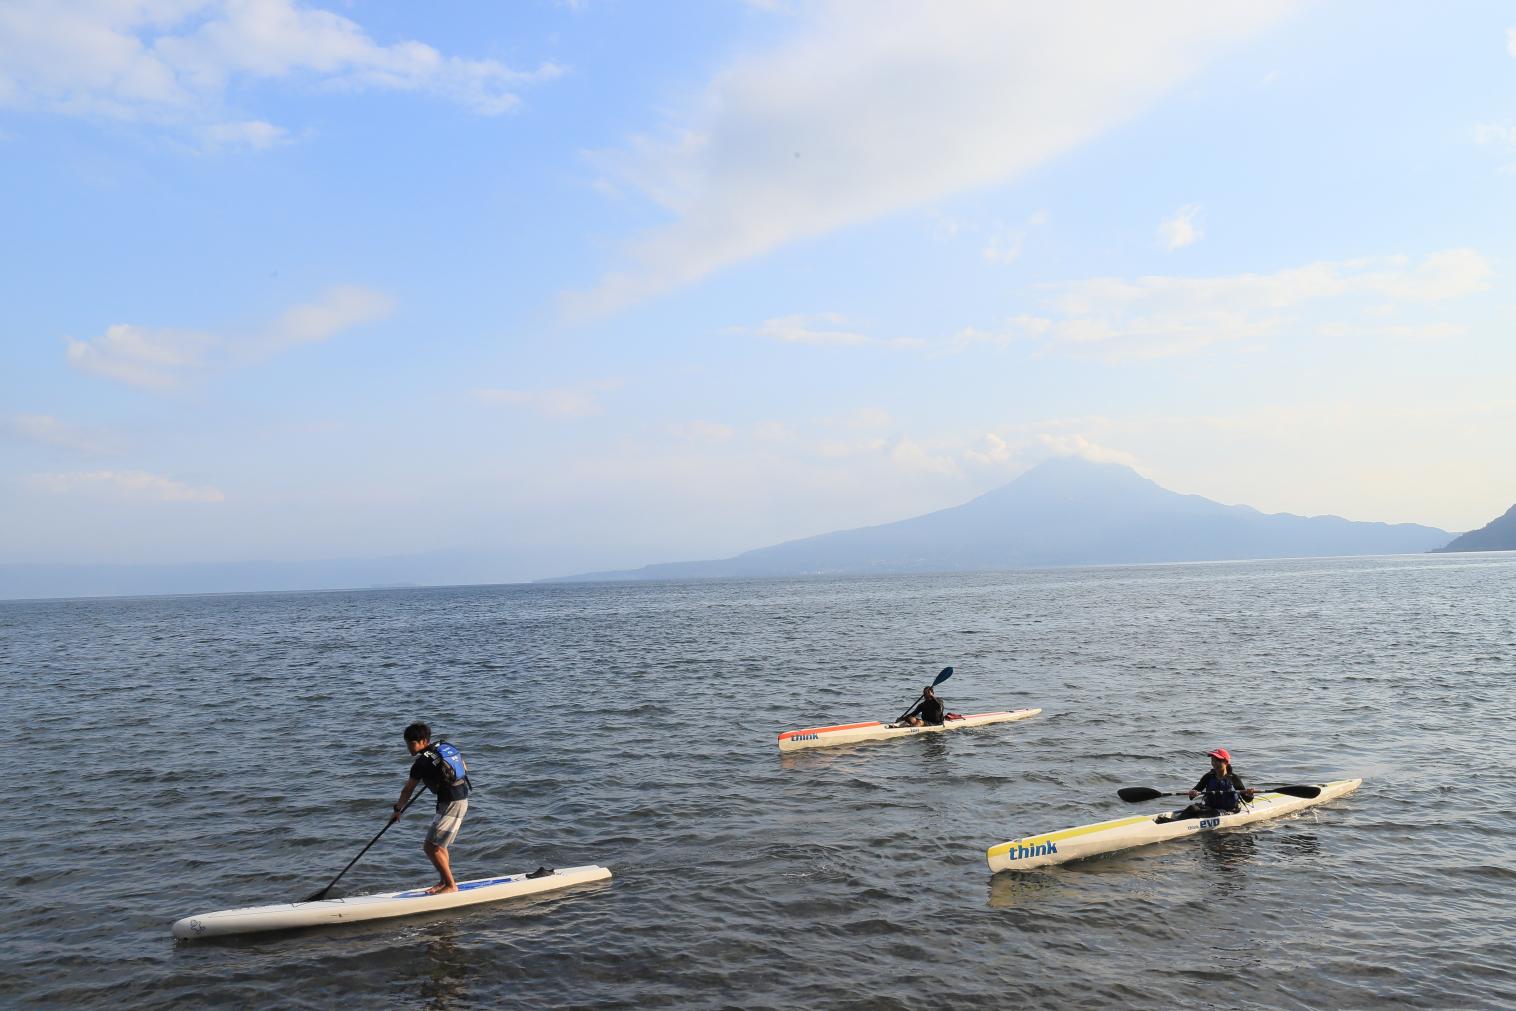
[4,2,1516,596]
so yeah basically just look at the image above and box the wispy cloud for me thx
[1008,248,1492,360]
[64,285,393,390]
[1157,204,1203,251]
[569,1,1299,315]
[4,413,120,454]
[739,313,927,350]
[982,210,1048,264]
[27,469,225,503]
[202,118,290,151]
[1508,26,1516,57]
[0,0,564,141]
[1474,123,1516,147]
[474,380,622,419]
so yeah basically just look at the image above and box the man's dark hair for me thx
[404,721,431,743]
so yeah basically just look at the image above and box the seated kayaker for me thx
[896,685,946,727]
[1155,747,1255,823]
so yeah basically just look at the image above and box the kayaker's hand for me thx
[391,804,404,822]
[1187,790,1199,800]
[1243,789,1255,800]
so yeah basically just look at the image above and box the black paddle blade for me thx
[1118,787,1165,802]
[933,666,954,686]
[301,888,329,903]
[1268,784,1322,799]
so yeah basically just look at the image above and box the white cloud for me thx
[1474,122,1516,147]
[748,313,871,346]
[1157,204,1203,251]
[982,210,1048,264]
[1011,248,1492,360]
[570,1,1298,314]
[28,469,225,502]
[1508,26,1516,57]
[4,414,119,454]
[66,324,216,390]
[474,381,620,419]
[960,425,1135,471]
[261,284,394,351]
[203,118,289,150]
[669,420,735,442]
[65,285,392,390]
[0,0,563,136]
[740,313,928,350]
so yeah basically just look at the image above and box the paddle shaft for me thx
[1119,783,1321,803]
[305,791,426,902]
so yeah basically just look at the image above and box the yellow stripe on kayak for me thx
[986,789,1303,860]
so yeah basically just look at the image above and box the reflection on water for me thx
[417,921,469,1011]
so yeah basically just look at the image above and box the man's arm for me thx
[392,776,420,822]
[1231,772,1254,799]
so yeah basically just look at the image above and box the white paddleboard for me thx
[171,864,612,939]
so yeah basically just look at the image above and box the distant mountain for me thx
[550,457,1452,582]
[1431,503,1516,552]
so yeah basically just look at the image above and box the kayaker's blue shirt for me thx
[410,744,471,806]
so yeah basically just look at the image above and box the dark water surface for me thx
[3,555,1515,1009]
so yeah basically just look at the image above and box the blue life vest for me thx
[1203,772,1242,812]
[430,741,468,786]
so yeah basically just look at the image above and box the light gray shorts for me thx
[426,799,468,849]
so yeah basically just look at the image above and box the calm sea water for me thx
[2,554,1514,1009]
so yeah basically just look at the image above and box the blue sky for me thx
[2,1,1514,579]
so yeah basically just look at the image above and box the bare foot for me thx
[425,882,458,895]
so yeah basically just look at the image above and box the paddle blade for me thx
[1118,787,1164,803]
[301,888,329,903]
[1268,784,1322,799]
[933,666,954,687]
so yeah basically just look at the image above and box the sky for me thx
[2,0,1514,581]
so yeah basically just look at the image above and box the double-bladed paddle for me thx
[1117,784,1323,803]
[895,666,953,723]
[302,791,425,902]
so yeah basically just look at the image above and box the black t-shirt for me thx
[905,695,946,726]
[410,746,471,805]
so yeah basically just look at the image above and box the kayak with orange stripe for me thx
[986,778,1362,873]
[777,708,1042,752]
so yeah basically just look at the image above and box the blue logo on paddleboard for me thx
[1198,817,1220,829]
[791,734,818,741]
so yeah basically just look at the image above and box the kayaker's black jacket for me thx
[902,695,946,726]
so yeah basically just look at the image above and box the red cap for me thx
[1207,747,1232,762]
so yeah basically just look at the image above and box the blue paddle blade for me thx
[933,666,953,686]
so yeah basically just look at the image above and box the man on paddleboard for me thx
[1156,747,1255,823]
[392,722,472,894]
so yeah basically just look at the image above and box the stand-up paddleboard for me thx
[172,864,612,939]
[778,708,1041,752]
[986,779,1361,873]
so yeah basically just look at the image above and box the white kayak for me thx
[171,864,612,939]
[987,778,1361,873]
[777,708,1041,752]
